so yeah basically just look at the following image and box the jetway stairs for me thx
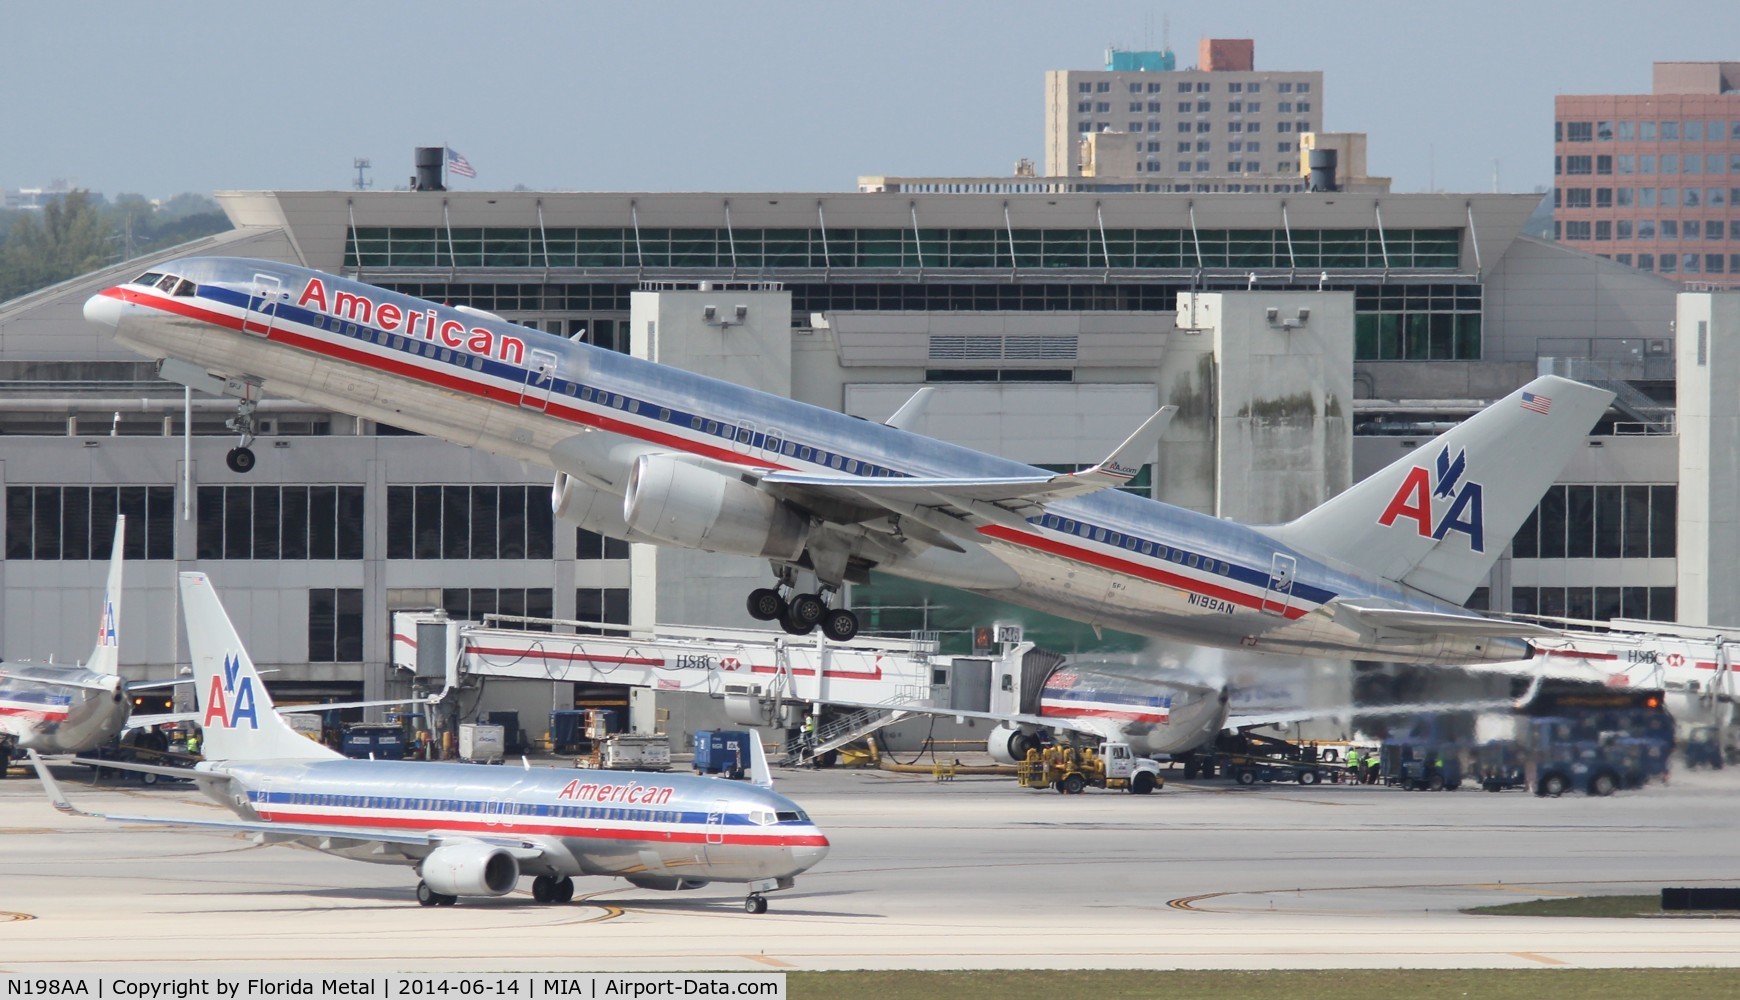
[1542,358,1673,434]
[782,694,927,766]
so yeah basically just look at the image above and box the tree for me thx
[0,190,110,301]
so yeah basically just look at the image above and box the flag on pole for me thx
[445,147,476,179]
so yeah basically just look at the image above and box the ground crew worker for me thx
[1347,748,1363,783]
[184,731,201,756]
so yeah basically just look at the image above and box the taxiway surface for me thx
[2,763,1737,973]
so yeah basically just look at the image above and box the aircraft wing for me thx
[759,407,1173,527]
[28,752,543,858]
[1329,600,1560,643]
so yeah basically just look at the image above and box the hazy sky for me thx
[5,0,1737,200]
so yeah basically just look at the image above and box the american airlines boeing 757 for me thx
[33,573,827,912]
[84,258,1611,662]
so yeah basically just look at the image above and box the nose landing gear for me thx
[224,396,260,474]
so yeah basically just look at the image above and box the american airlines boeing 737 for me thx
[0,517,130,756]
[84,258,1611,663]
[33,573,827,912]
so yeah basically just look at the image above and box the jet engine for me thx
[623,454,808,561]
[551,472,637,539]
[418,843,520,897]
[987,724,1045,764]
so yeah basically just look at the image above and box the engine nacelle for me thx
[552,472,638,540]
[623,455,808,561]
[419,843,520,897]
[987,724,1044,765]
[623,875,709,891]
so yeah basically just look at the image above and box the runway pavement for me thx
[2,761,1738,973]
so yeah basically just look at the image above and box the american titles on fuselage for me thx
[295,277,526,365]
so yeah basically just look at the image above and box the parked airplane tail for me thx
[1268,375,1614,605]
[179,572,341,761]
[86,516,125,676]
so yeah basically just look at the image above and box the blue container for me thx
[550,710,587,751]
[341,725,405,760]
[694,730,750,777]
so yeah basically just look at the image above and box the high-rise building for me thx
[1554,61,1740,288]
[1044,39,1323,193]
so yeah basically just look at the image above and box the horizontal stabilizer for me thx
[1331,601,1559,643]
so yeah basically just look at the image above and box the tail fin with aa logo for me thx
[1266,376,1613,605]
[181,572,339,762]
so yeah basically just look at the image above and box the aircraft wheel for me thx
[225,447,257,474]
[747,589,785,621]
[553,876,575,903]
[745,895,768,914]
[788,593,826,628]
[778,611,813,636]
[532,875,555,902]
[1129,771,1157,795]
[819,609,859,642]
[417,881,439,907]
[436,893,457,906]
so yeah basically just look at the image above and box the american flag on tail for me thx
[1519,390,1552,415]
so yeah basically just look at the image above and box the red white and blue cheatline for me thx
[445,147,476,179]
[1519,390,1552,415]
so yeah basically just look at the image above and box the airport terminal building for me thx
[1,183,1729,728]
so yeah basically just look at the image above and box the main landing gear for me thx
[746,585,858,641]
[531,874,575,903]
[744,893,769,914]
[415,880,458,907]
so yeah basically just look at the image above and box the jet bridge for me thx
[389,611,1016,742]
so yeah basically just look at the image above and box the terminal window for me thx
[386,485,553,560]
[574,587,631,634]
[308,588,364,662]
[197,485,364,560]
[5,485,175,561]
[442,587,554,629]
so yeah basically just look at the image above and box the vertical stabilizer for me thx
[1268,376,1613,604]
[180,572,339,761]
[748,729,774,790]
[86,516,125,676]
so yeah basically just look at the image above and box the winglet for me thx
[26,750,98,819]
[884,387,935,432]
[1056,406,1174,490]
[748,729,775,790]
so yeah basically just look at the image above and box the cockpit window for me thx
[154,274,180,291]
[776,810,808,824]
[133,272,165,287]
[171,278,198,297]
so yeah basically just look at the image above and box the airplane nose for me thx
[84,291,123,329]
[791,839,829,871]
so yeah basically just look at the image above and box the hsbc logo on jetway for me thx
[1377,446,1485,552]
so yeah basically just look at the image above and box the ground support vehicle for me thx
[1380,740,1464,791]
[1474,741,1529,791]
[1683,725,1728,770]
[1018,742,1163,794]
[1217,751,1336,786]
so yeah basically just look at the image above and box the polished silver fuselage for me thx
[200,758,827,883]
[0,661,128,753]
[95,258,1523,666]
